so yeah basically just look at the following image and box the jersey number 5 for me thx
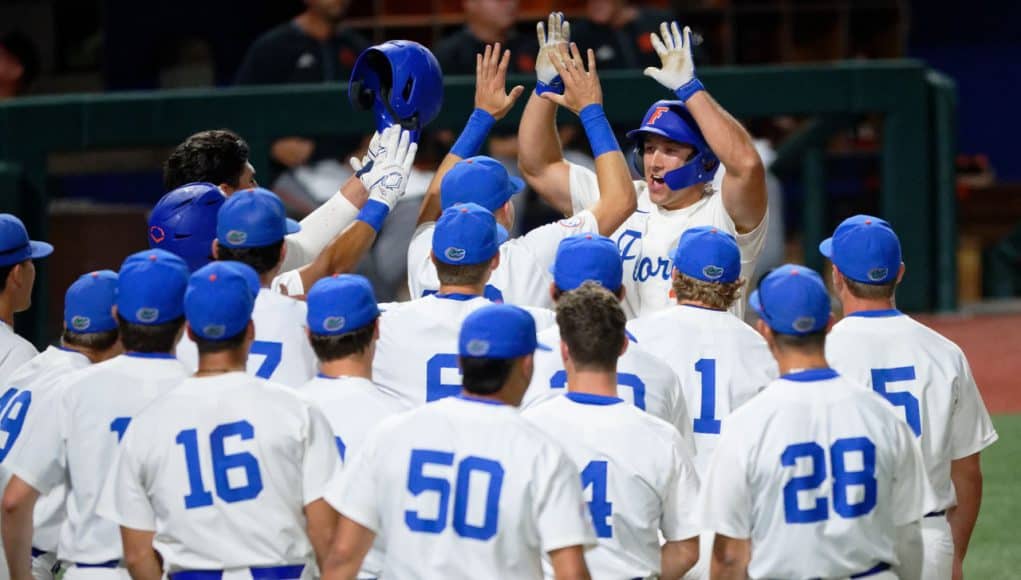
[871,366,921,436]
[405,449,504,540]
[781,437,877,523]
[176,420,264,509]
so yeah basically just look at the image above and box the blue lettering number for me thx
[781,442,827,523]
[781,437,878,523]
[0,389,31,461]
[549,371,645,410]
[870,367,921,436]
[453,457,504,540]
[405,449,455,533]
[426,354,461,402]
[693,358,721,434]
[110,417,131,442]
[249,341,282,379]
[176,421,263,509]
[335,436,346,461]
[581,460,613,537]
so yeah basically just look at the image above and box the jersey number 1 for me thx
[176,420,264,509]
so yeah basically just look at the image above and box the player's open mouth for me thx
[649,175,666,185]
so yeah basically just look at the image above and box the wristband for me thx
[450,108,496,159]
[356,199,390,233]
[535,75,564,96]
[673,77,705,103]
[579,104,620,158]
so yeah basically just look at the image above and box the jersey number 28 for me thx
[176,420,264,509]
[781,436,876,524]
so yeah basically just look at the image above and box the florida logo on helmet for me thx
[323,316,346,333]
[466,339,490,357]
[702,265,725,280]
[444,247,467,262]
[135,308,159,324]
[71,316,91,331]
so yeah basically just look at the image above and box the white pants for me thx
[31,550,61,580]
[62,567,131,580]
[921,515,954,579]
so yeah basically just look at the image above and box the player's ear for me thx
[110,304,119,322]
[186,323,198,342]
[429,250,438,268]
[616,285,626,302]
[559,340,570,367]
[619,331,629,356]
[211,239,220,260]
[218,182,235,196]
[549,283,557,303]
[279,241,287,264]
[372,318,381,341]
[489,251,501,272]
[825,313,836,333]
[896,262,905,285]
[245,320,255,341]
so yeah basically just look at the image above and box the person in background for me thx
[569,0,676,70]
[0,215,52,383]
[0,30,40,99]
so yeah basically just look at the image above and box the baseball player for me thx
[522,234,694,451]
[406,41,636,309]
[175,188,319,387]
[518,14,768,318]
[1,271,121,580]
[372,203,555,407]
[523,283,701,579]
[1,249,191,579]
[821,215,999,580]
[320,303,594,579]
[97,261,340,579]
[0,214,53,383]
[299,274,408,578]
[627,226,777,478]
[698,264,936,580]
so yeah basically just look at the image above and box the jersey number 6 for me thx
[176,420,264,509]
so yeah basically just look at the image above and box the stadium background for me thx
[0,0,1017,576]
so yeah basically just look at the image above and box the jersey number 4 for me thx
[781,437,877,523]
[581,460,613,538]
[176,420,264,509]
[405,449,504,540]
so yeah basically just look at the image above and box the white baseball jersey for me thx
[523,324,695,456]
[523,393,700,578]
[3,352,187,565]
[0,320,38,384]
[97,371,339,574]
[372,294,556,407]
[568,163,767,319]
[627,304,778,477]
[0,346,91,554]
[178,288,316,388]
[299,375,410,579]
[698,369,937,579]
[406,209,600,309]
[325,395,596,579]
[826,310,999,511]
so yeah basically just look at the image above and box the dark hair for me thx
[164,130,250,190]
[194,328,247,355]
[772,330,827,353]
[117,315,184,353]
[842,273,897,300]
[434,259,491,286]
[62,329,119,352]
[309,322,375,362]
[217,240,284,275]
[0,30,40,89]
[555,281,626,372]
[460,356,517,395]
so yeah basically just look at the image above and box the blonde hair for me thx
[671,272,745,310]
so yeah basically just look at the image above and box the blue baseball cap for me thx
[64,270,118,334]
[307,274,380,336]
[0,214,53,267]
[551,234,623,292]
[440,156,525,212]
[117,250,190,325]
[216,188,300,248]
[819,214,901,285]
[749,264,831,336]
[459,304,551,359]
[185,261,258,341]
[673,226,741,283]
[432,203,507,265]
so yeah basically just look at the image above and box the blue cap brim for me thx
[535,341,552,351]
[818,237,834,258]
[508,175,525,195]
[748,289,763,315]
[626,126,678,143]
[496,224,510,245]
[29,240,53,260]
[285,218,301,235]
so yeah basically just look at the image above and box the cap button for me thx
[149,253,157,261]
[209,274,217,282]
[90,271,99,278]
[865,219,872,225]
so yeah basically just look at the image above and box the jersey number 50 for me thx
[405,449,504,540]
[781,437,876,524]
[176,420,264,509]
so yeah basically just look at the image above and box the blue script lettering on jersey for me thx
[617,229,672,283]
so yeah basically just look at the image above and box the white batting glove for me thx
[349,125,417,209]
[535,12,570,95]
[643,21,704,102]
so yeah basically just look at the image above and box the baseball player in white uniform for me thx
[176,188,317,387]
[321,303,594,579]
[1,270,122,580]
[0,214,53,383]
[2,249,191,579]
[97,260,340,579]
[523,283,701,579]
[699,264,936,580]
[406,41,636,308]
[518,15,768,318]
[300,274,409,578]
[373,203,555,407]
[821,215,999,580]
[522,234,694,449]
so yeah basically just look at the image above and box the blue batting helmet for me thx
[148,182,224,272]
[626,100,720,191]
[349,40,444,142]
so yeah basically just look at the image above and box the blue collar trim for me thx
[847,309,902,318]
[565,392,624,406]
[125,351,176,360]
[781,368,840,382]
[625,329,638,343]
[434,292,480,302]
[455,393,506,406]
[317,372,338,379]
[682,303,726,312]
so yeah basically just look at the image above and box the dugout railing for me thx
[0,60,957,347]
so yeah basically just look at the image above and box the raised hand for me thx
[535,12,570,94]
[643,21,700,99]
[349,124,418,209]
[537,43,602,116]
[475,43,526,121]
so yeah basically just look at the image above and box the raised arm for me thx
[644,22,766,233]
[416,43,525,226]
